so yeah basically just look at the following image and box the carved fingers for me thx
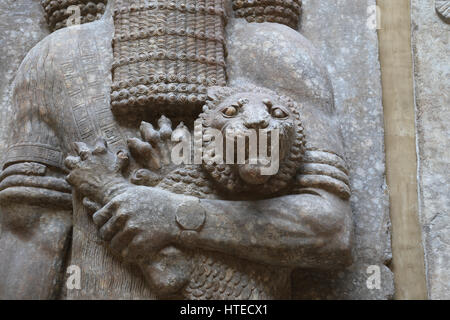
[110,226,140,257]
[88,187,179,263]
[82,197,101,216]
[90,199,147,260]
[121,233,151,262]
[92,200,117,226]
[99,211,129,241]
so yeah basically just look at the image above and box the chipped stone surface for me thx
[412,0,450,300]
[0,0,48,156]
[293,0,393,299]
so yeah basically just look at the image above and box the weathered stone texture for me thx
[0,0,394,300]
[0,0,48,240]
[0,0,48,158]
[412,0,450,300]
[291,0,394,299]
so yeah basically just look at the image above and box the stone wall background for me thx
[412,0,450,300]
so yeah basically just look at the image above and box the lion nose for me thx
[244,118,269,129]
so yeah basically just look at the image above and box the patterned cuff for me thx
[2,143,64,170]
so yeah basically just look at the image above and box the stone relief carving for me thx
[0,0,353,299]
[436,0,450,22]
[232,0,302,29]
[41,0,108,31]
[111,0,227,111]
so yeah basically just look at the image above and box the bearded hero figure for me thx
[0,0,353,299]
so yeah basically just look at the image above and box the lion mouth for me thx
[223,129,278,165]
[230,130,280,184]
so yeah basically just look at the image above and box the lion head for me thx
[198,84,305,195]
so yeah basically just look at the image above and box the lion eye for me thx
[222,106,238,117]
[271,107,288,119]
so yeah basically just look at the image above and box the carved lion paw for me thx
[128,115,190,171]
[64,138,130,204]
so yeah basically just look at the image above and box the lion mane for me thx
[197,84,306,195]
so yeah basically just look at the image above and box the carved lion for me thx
[125,84,306,298]
[65,84,307,298]
[129,84,306,199]
[199,84,305,195]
